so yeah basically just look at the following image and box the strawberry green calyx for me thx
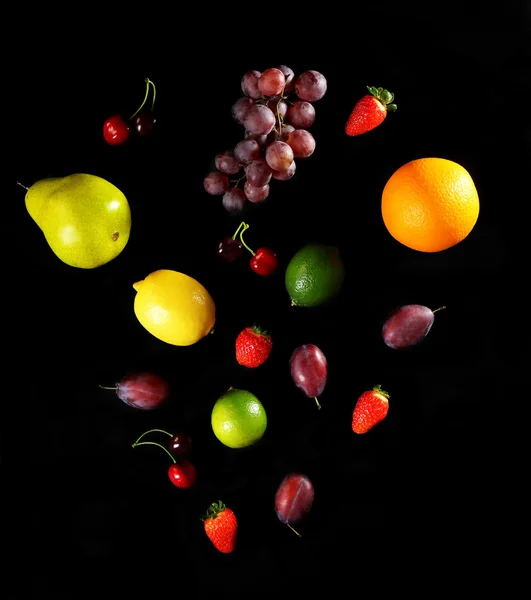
[372,384,390,399]
[201,500,226,522]
[367,86,397,112]
[251,324,269,337]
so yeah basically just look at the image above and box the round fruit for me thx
[132,269,216,346]
[285,243,345,307]
[211,388,267,449]
[381,157,480,252]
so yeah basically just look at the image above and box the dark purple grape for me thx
[275,473,314,536]
[242,104,276,135]
[244,181,270,203]
[167,432,192,458]
[277,65,295,93]
[215,150,241,175]
[241,70,262,99]
[279,124,295,142]
[289,344,328,409]
[382,304,445,349]
[204,171,230,195]
[134,111,156,136]
[272,160,296,181]
[245,158,272,187]
[234,139,260,165]
[222,187,247,214]
[217,236,243,262]
[294,70,327,102]
[286,129,316,158]
[286,101,315,128]
[232,96,254,124]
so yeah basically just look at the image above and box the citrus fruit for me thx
[285,243,345,307]
[132,269,216,346]
[381,157,480,252]
[211,388,267,449]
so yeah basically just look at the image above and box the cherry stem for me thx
[131,440,176,463]
[239,223,255,256]
[432,306,446,314]
[132,429,173,445]
[99,385,117,390]
[129,78,156,120]
[287,523,302,537]
[314,397,321,410]
[17,181,29,190]
[231,221,247,241]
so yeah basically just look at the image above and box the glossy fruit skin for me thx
[275,473,315,525]
[250,248,278,276]
[103,114,130,145]
[115,372,170,410]
[381,157,480,252]
[382,304,435,349]
[133,270,216,346]
[235,326,273,368]
[167,460,196,488]
[217,237,243,262]
[168,432,192,458]
[289,344,327,398]
[202,501,238,554]
[285,243,345,307]
[352,385,390,434]
[211,388,267,449]
[134,111,156,136]
[345,96,386,136]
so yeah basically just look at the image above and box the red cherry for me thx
[250,247,278,276]
[168,460,197,489]
[103,114,130,145]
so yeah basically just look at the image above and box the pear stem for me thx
[17,181,28,190]
[239,223,255,256]
[129,78,156,120]
[287,523,302,537]
[432,306,446,314]
[314,397,321,410]
[131,440,176,463]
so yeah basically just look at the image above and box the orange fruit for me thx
[381,157,480,252]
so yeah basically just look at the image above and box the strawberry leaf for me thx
[380,89,394,104]
[387,103,398,112]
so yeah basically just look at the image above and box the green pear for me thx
[25,173,131,269]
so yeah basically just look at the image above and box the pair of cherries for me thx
[103,78,157,146]
[217,221,278,276]
[132,428,196,489]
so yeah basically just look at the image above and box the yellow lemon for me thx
[133,269,216,346]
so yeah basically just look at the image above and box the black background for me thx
[14,18,529,600]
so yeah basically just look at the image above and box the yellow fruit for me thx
[25,173,131,268]
[381,157,480,252]
[132,269,216,346]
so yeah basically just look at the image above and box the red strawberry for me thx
[345,86,397,136]
[235,324,273,368]
[351,384,390,434]
[201,500,238,554]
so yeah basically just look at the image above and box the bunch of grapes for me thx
[203,66,328,213]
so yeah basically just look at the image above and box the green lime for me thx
[285,243,345,307]
[211,388,267,449]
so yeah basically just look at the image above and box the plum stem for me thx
[129,78,156,120]
[239,223,255,256]
[131,440,176,463]
[99,385,117,390]
[133,429,173,445]
[231,221,247,241]
[314,397,321,410]
[432,306,446,314]
[287,523,302,537]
